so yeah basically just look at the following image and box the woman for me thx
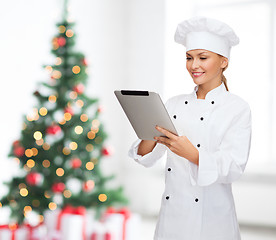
[129,16,252,240]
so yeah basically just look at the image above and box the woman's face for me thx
[186,49,228,87]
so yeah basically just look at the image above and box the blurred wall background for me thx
[1,0,276,231]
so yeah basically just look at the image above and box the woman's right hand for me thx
[137,140,157,156]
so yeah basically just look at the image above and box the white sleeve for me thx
[189,103,252,186]
[128,139,167,168]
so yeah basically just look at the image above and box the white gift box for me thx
[89,211,141,240]
[0,227,28,240]
[44,208,86,240]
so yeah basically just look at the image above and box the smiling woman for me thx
[129,16,252,240]
[185,50,228,99]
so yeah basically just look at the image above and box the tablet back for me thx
[114,90,178,140]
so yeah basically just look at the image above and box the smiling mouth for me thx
[192,72,204,77]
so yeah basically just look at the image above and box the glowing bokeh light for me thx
[98,194,107,202]
[56,168,65,177]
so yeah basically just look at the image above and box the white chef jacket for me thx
[128,82,252,240]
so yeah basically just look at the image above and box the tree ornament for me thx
[73,84,84,94]
[26,172,43,186]
[102,147,112,156]
[13,145,25,157]
[97,106,104,113]
[46,125,62,135]
[70,157,82,168]
[81,58,88,66]
[64,106,74,116]
[83,180,95,192]
[57,37,66,47]
[51,182,66,193]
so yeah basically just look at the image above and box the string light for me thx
[36,139,44,146]
[55,57,62,65]
[20,188,28,197]
[52,70,62,79]
[87,131,96,140]
[59,119,66,125]
[26,159,35,168]
[42,143,51,150]
[18,183,26,189]
[0,202,2,208]
[76,100,84,108]
[69,142,78,150]
[32,148,38,156]
[33,131,42,140]
[75,126,83,134]
[98,194,107,202]
[69,91,77,99]
[72,65,80,74]
[86,144,94,152]
[62,147,71,155]
[45,66,53,72]
[44,191,51,199]
[48,202,57,210]
[25,149,33,158]
[39,215,44,223]
[42,159,50,168]
[56,168,64,177]
[80,114,88,122]
[59,25,66,33]
[24,206,32,214]
[39,107,48,116]
[64,112,72,121]
[86,162,94,170]
[66,29,74,37]
[23,165,31,172]
[49,95,57,103]
[14,158,20,164]
[92,119,100,128]
[63,190,72,198]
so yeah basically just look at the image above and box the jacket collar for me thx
[192,82,227,101]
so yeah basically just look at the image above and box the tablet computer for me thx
[114,90,178,140]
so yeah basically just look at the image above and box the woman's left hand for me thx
[154,126,199,165]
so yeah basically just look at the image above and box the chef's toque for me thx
[174,16,239,59]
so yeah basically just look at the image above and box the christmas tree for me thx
[0,1,127,225]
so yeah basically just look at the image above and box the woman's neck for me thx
[196,81,222,99]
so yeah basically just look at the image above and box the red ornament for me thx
[102,147,112,156]
[71,158,82,169]
[13,140,20,146]
[104,233,112,240]
[81,58,88,66]
[46,125,61,135]
[64,107,74,116]
[13,146,25,157]
[97,106,104,113]
[73,84,85,94]
[83,180,95,192]
[52,182,66,193]
[26,172,42,186]
[57,37,66,47]
[91,232,97,240]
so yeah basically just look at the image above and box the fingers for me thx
[155,126,177,140]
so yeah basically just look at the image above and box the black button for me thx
[200,117,204,121]
[211,101,215,104]
[185,101,188,104]
[197,144,200,148]
[168,168,171,171]
[166,196,170,200]
[195,198,199,202]
[173,115,177,119]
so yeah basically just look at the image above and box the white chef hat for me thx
[174,16,239,59]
